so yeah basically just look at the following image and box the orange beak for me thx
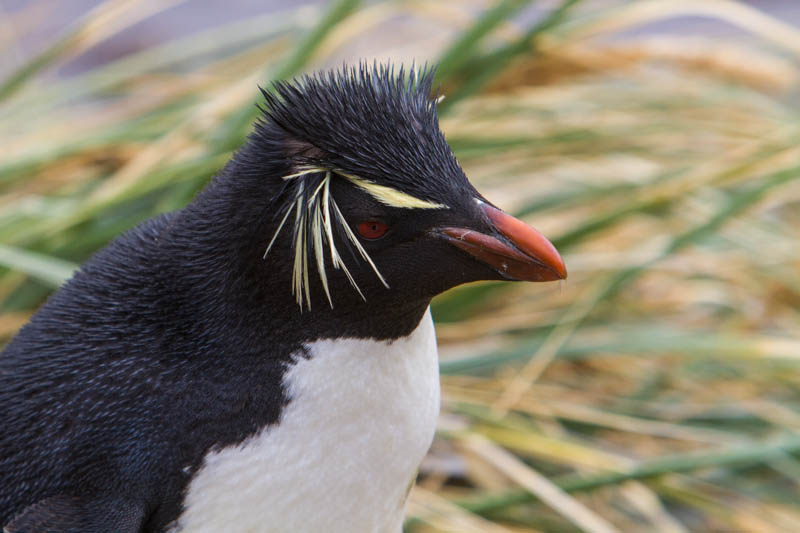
[439,202,566,282]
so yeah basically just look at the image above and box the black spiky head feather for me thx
[253,63,475,209]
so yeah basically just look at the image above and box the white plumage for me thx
[170,308,440,533]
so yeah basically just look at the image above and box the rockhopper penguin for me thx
[0,64,566,532]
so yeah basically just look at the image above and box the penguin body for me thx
[172,310,438,532]
[0,64,565,532]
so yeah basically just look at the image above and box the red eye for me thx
[357,220,389,240]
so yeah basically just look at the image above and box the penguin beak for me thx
[437,201,566,282]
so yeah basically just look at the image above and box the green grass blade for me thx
[0,244,76,288]
[436,0,536,82]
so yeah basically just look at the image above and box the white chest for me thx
[170,309,440,533]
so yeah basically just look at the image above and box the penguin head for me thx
[233,64,565,313]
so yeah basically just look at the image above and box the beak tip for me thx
[483,204,566,283]
[550,258,568,281]
[546,246,567,281]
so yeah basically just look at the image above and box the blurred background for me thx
[3,0,800,531]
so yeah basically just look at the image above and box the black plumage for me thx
[0,63,564,532]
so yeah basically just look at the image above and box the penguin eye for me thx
[357,220,389,240]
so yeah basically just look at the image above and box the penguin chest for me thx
[171,309,440,533]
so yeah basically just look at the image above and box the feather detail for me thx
[335,170,447,210]
[265,167,398,310]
